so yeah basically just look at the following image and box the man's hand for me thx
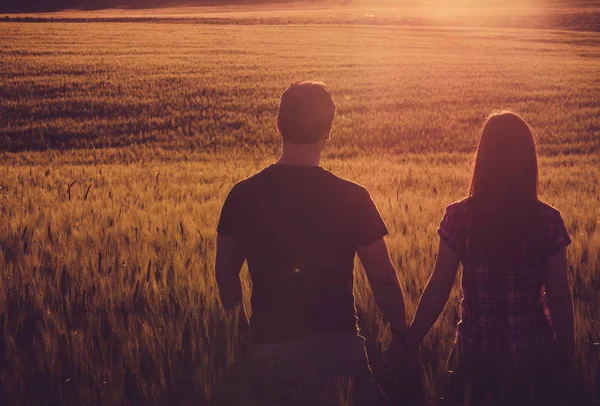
[384,332,419,370]
[381,331,424,406]
[215,234,246,312]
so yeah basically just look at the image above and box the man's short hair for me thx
[277,81,336,144]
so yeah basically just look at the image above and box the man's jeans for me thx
[250,333,390,406]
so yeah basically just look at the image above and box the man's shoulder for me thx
[535,200,565,224]
[227,166,371,201]
[320,169,370,196]
[226,167,271,195]
[446,197,471,214]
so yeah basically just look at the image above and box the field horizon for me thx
[3,0,600,33]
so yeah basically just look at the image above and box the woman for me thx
[399,111,574,405]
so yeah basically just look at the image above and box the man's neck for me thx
[275,142,323,167]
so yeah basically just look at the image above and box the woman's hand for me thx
[384,330,420,369]
[382,330,424,405]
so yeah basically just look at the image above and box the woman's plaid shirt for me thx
[438,198,571,365]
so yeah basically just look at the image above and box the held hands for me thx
[381,326,425,405]
[383,327,420,370]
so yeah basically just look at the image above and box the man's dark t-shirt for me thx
[217,164,388,344]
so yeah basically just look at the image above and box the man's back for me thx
[217,164,388,343]
[215,81,406,406]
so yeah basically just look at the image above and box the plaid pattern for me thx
[438,199,571,365]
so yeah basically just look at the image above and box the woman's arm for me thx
[544,247,575,362]
[405,237,460,347]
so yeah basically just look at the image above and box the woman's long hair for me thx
[470,110,538,207]
[467,111,541,264]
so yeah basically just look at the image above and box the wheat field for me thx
[0,15,599,406]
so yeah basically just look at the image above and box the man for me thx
[215,81,408,405]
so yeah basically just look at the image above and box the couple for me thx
[215,81,574,405]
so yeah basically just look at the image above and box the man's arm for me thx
[215,234,248,326]
[405,238,459,347]
[544,247,575,363]
[357,237,408,334]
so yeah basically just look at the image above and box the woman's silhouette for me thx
[401,111,574,405]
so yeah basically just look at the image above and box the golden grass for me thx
[1,23,599,156]
[0,154,598,405]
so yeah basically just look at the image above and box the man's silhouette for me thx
[216,81,408,405]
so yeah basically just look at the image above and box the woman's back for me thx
[438,198,571,364]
